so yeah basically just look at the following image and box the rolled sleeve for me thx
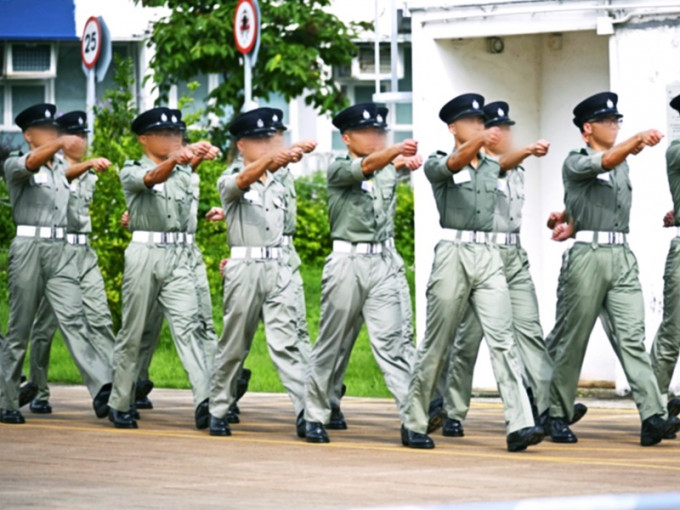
[328,158,367,187]
[563,151,606,181]
[120,164,149,193]
[424,152,454,183]
[4,154,33,183]
[217,173,244,204]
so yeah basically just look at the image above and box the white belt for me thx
[230,246,282,259]
[131,231,188,244]
[333,240,383,255]
[66,233,89,245]
[574,230,627,245]
[384,237,396,249]
[282,235,293,247]
[16,225,65,240]
[441,228,489,244]
[186,233,195,245]
[493,232,520,246]
[676,227,680,238]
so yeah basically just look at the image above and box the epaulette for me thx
[429,150,447,158]
[8,149,23,157]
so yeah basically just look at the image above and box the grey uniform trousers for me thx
[305,249,412,425]
[29,243,115,401]
[1,238,111,411]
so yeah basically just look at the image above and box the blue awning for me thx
[0,0,77,41]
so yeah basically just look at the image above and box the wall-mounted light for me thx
[486,36,504,54]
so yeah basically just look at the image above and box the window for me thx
[4,43,56,78]
[55,43,86,113]
[11,84,46,115]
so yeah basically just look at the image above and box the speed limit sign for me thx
[234,0,259,55]
[81,16,102,69]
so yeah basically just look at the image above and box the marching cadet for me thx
[27,111,114,414]
[131,110,219,411]
[650,94,680,420]
[401,94,543,452]
[325,108,424,431]
[207,108,306,438]
[303,102,420,444]
[439,101,555,437]
[1,103,112,424]
[547,92,679,446]
[109,107,212,429]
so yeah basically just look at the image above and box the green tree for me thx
[137,0,370,148]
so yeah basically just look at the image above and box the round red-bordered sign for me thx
[81,16,102,69]
[234,0,258,55]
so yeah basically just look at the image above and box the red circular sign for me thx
[81,16,102,69]
[234,0,258,55]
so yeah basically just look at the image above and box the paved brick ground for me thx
[1,385,678,509]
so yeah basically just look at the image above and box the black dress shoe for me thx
[195,398,210,430]
[93,383,112,419]
[662,416,680,440]
[641,414,667,446]
[507,426,545,452]
[442,418,464,437]
[427,398,446,433]
[667,398,680,418]
[236,368,252,402]
[569,403,588,425]
[129,407,140,420]
[328,403,347,430]
[549,417,577,443]
[226,404,240,424]
[232,403,240,415]
[210,415,232,436]
[296,411,306,438]
[19,382,39,408]
[108,409,138,429]
[305,422,330,443]
[135,379,154,401]
[1,409,25,424]
[135,397,153,410]
[341,384,347,399]
[29,400,52,414]
[401,425,434,449]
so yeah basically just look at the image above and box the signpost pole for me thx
[244,54,253,110]
[86,68,95,145]
[234,0,260,112]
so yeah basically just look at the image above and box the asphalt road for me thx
[1,385,678,509]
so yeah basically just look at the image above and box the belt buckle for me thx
[50,226,57,239]
[160,232,170,244]
[264,247,272,259]
[608,232,620,244]
[474,232,485,244]
[368,244,377,254]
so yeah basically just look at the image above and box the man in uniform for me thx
[647,94,680,421]
[548,92,678,446]
[130,110,219,412]
[401,93,543,452]
[1,103,112,423]
[207,108,306,437]
[109,107,212,429]
[27,111,114,414]
[325,107,423,431]
[303,102,419,444]
[438,101,555,437]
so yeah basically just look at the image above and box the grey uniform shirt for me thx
[326,154,392,243]
[276,167,297,236]
[493,166,525,234]
[67,170,98,234]
[424,149,500,232]
[667,140,680,224]
[187,170,200,235]
[373,163,398,240]
[563,146,632,233]
[120,154,192,233]
[3,151,70,228]
[217,162,285,247]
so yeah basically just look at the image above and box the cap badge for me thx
[497,108,504,117]
[472,100,480,109]
[160,113,168,122]
[606,99,614,108]
[78,116,84,125]
[45,109,52,118]
[257,118,264,128]
[362,110,370,120]
[376,114,383,123]
[272,114,279,122]
[171,115,178,123]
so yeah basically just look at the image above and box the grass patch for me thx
[2,256,415,400]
